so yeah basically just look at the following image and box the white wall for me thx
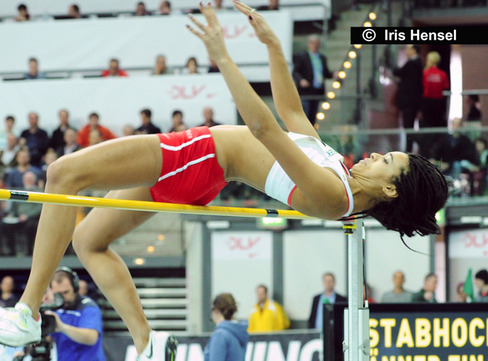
[283,229,346,320]
[185,221,204,333]
[0,12,293,73]
[0,74,236,136]
[211,230,273,320]
[365,230,431,302]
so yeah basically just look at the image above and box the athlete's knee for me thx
[45,156,81,192]
[72,223,109,256]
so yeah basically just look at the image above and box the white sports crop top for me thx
[264,132,354,217]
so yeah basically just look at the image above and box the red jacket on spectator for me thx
[423,66,449,99]
[101,69,128,77]
[77,124,116,148]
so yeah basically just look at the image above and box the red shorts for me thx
[150,127,228,206]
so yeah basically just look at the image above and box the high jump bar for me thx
[0,189,312,220]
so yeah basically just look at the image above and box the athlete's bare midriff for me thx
[209,125,277,193]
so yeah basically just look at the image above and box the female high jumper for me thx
[0,2,448,360]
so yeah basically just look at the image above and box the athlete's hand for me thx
[186,2,230,63]
[233,0,279,45]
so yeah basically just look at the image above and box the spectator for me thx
[15,3,30,21]
[24,57,46,80]
[1,134,20,169]
[472,137,488,195]
[78,280,89,296]
[466,94,482,122]
[122,124,135,137]
[89,129,103,146]
[50,109,76,151]
[208,57,220,73]
[393,44,423,153]
[135,109,161,134]
[101,58,128,77]
[474,269,488,302]
[168,110,188,132]
[430,117,479,178]
[57,128,81,157]
[38,149,58,189]
[205,293,249,361]
[77,113,117,148]
[199,106,222,128]
[4,148,41,189]
[308,272,347,330]
[248,285,290,333]
[68,4,82,19]
[0,276,18,308]
[412,273,438,303]
[257,0,280,10]
[456,282,467,303]
[293,35,336,125]
[0,115,16,153]
[153,55,172,75]
[2,171,42,255]
[135,1,151,16]
[20,112,49,167]
[159,1,172,15]
[46,268,106,361]
[381,270,413,303]
[420,51,449,157]
[184,57,199,74]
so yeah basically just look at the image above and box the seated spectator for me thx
[20,112,50,167]
[135,1,151,16]
[412,273,438,303]
[466,94,482,122]
[213,0,231,11]
[184,57,199,74]
[15,3,30,21]
[101,58,129,77]
[68,4,83,19]
[77,112,117,148]
[308,272,347,330]
[257,0,279,11]
[24,57,46,80]
[248,285,289,333]
[0,276,18,308]
[472,137,488,195]
[430,117,479,178]
[1,134,20,169]
[38,149,58,189]
[135,109,161,134]
[474,269,488,302]
[57,128,81,157]
[199,106,222,128]
[381,270,413,303]
[153,55,173,75]
[0,115,16,153]
[4,148,41,189]
[159,1,172,15]
[50,109,76,151]
[168,110,188,132]
[89,129,103,146]
[122,124,135,137]
[2,171,42,255]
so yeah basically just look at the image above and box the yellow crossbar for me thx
[0,189,312,220]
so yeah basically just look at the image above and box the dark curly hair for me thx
[212,293,238,320]
[359,153,448,238]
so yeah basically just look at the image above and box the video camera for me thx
[29,292,64,361]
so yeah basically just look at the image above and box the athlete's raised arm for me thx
[233,1,319,139]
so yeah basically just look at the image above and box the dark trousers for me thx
[1,217,39,256]
[420,98,447,157]
[400,106,420,153]
[300,87,325,126]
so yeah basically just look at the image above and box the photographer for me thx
[45,267,105,361]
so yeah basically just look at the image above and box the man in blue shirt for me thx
[45,267,105,361]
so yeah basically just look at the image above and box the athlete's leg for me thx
[72,188,155,354]
[19,135,162,317]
